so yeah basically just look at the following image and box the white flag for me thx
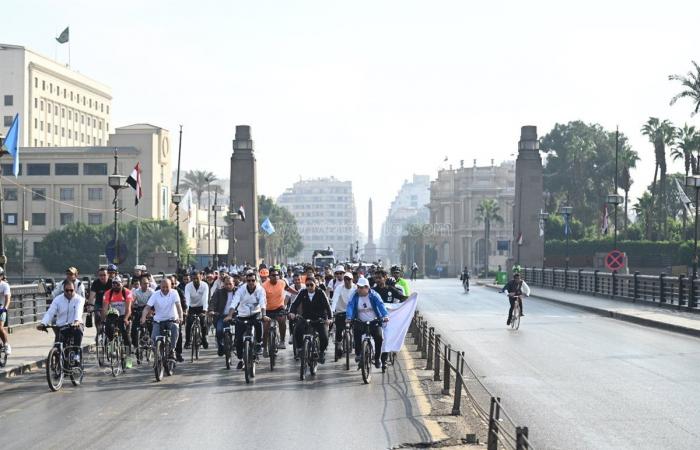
[382,293,418,353]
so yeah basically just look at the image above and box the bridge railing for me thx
[521,267,699,311]
[410,311,533,449]
[5,283,52,333]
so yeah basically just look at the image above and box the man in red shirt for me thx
[102,275,134,351]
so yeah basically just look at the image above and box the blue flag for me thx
[261,217,275,235]
[2,114,20,177]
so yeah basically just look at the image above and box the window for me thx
[47,123,51,133]
[33,241,42,256]
[49,83,53,93]
[4,95,13,106]
[59,188,74,201]
[34,77,38,88]
[76,93,79,102]
[88,213,102,225]
[31,188,46,200]
[68,130,72,139]
[55,163,79,175]
[32,213,46,226]
[40,121,43,131]
[48,104,51,114]
[89,99,92,107]
[61,108,65,117]
[70,91,73,101]
[81,133,84,143]
[83,163,108,175]
[34,139,37,146]
[60,213,73,225]
[42,80,45,90]
[88,187,103,200]
[3,116,13,127]
[101,103,104,113]
[106,105,110,114]
[81,115,84,124]
[3,213,17,225]
[68,110,72,120]
[3,188,18,201]
[87,135,91,144]
[34,118,37,128]
[61,127,65,137]
[27,164,50,176]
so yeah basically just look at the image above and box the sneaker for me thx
[236,360,244,369]
[184,343,191,349]
[374,358,381,369]
[520,313,525,317]
[355,355,361,363]
[168,351,176,360]
[176,354,184,363]
[5,344,11,355]
[255,344,262,355]
[277,342,286,350]
[217,347,224,357]
[319,352,326,364]
[288,337,293,345]
[201,339,209,349]
[506,319,511,325]
[263,347,269,358]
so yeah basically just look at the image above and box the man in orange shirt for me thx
[261,267,297,356]
[102,275,134,351]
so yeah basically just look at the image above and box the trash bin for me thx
[496,271,507,285]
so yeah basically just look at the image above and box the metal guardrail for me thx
[5,283,52,333]
[521,267,700,311]
[410,311,533,449]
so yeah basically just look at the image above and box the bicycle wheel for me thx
[269,328,277,371]
[111,337,123,377]
[70,348,84,386]
[191,322,200,362]
[142,330,153,363]
[299,340,308,381]
[154,340,164,381]
[309,337,319,376]
[344,330,352,371]
[96,331,105,367]
[243,340,252,384]
[224,332,232,370]
[165,344,175,376]
[512,301,521,330]
[0,346,7,368]
[361,340,372,384]
[46,347,64,392]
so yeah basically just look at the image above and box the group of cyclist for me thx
[30,261,415,376]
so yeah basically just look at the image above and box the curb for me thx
[479,283,700,339]
[0,343,94,380]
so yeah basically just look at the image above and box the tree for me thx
[669,61,700,116]
[671,124,700,236]
[257,195,303,263]
[181,170,218,207]
[475,199,503,270]
[641,117,675,240]
[619,140,639,231]
[2,237,21,276]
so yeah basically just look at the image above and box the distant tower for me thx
[364,198,377,262]
[512,125,544,268]
[228,125,260,266]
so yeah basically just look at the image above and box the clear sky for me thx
[3,0,699,239]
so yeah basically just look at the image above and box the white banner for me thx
[382,293,418,353]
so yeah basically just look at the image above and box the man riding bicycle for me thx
[460,266,470,291]
[261,267,297,355]
[345,277,389,369]
[37,280,85,361]
[184,271,210,349]
[208,275,235,356]
[330,272,356,358]
[102,275,134,351]
[390,265,411,296]
[224,272,268,369]
[373,269,408,304]
[141,278,184,360]
[501,272,530,325]
[288,276,332,364]
[131,275,154,351]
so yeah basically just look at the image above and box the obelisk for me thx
[364,198,377,262]
[229,125,259,266]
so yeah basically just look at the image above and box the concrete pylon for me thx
[364,198,377,262]
[228,125,259,266]
[512,126,544,268]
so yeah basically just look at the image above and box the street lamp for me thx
[227,210,243,265]
[606,194,624,248]
[685,175,700,278]
[172,192,184,271]
[560,206,573,270]
[212,203,225,269]
[108,149,127,265]
[539,210,549,268]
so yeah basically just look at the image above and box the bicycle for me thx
[93,310,107,367]
[153,319,177,382]
[462,276,470,293]
[334,315,353,371]
[299,318,326,381]
[356,319,382,384]
[236,317,259,384]
[509,295,523,330]
[223,320,234,370]
[190,312,206,362]
[0,336,7,367]
[40,324,84,392]
[135,317,153,365]
[266,311,285,371]
[105,310,127,377]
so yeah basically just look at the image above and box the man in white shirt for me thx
[37,280,86,355]
[141,278,184,358]
[0,267,12,354]
[52,267,86,299]
[330,272,356,357]
[184,271,210,349]
[224,272,268,369]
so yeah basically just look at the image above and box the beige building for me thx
[1,124,172,264]
[0,44,112,148]
[427,160,515,277]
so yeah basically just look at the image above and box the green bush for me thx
[545,239,693,267]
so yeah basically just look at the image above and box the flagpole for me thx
[136,202,140,265]
[68,25,71,67]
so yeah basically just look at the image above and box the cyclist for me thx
[460,266,470,291]
[208,275,235,356]
[330,271,356,358]
[261,267,297,355]
[0,267,11,355]
[130,275,154,352]
[52,267,86,298]
[345,277,389,369]
[133,265,157,289]
[107,263,119,279]
[288,276,332,364]
[410,262,419,281]
[168,274,188,362]
[184,271,209,349]
[390,265,411,296]
[373,269,408,304]
[224,271,268,369]
[328,265,346,298]
[102,275,134,351]
[141,278,184,360]
[501,272,530,325]
[258,268,270,284]
[285,272,304,345]
[37,280,85,361]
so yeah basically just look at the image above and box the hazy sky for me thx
[4,0,700,239]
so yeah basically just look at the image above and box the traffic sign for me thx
[106,239,128,265]
[605,249,625,271]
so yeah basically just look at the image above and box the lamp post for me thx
[539,210,549,268]
[685,175,700,278]
[172,192,183,271]
[227,211,242,265]
[212,201,225,269]
[606,194,624,248]
[108,149,127,265]
[560,206,573,270]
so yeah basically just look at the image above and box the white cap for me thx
[356,277,370,287]
[344,272,353,279]
[334,265,345,273]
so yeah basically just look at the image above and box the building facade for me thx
[427,160,515,277]
[277,177,358,262]
[1,124,172,265]
[379,174,430,266]
[0,44,112,148]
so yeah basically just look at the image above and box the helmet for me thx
[66,266,79,275]
[390,265,401,273]
[107,264,118,272]
[259,268,269,277]
[133,264,147,272]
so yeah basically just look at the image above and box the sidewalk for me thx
[1,325,96,379]
[479,282,700,338]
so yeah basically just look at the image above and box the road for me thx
[0,341,434,449]
[416,279,700,449]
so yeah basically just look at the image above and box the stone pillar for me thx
[364,198,377,262]
[228,125,259,266]
[513,126,544,268]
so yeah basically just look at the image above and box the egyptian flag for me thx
[126,162,143,205]
[237,205,246,221]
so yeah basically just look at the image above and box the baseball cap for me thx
[344,272,353,279]
[107,264,118,272]
[334,265,345,273]
[356,277,370,287]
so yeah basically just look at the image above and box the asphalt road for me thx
[0,339,433,449]
[416,279,700,449]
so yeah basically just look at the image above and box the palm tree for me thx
[619,147,639,231]
[669,61,700,116]
[672,124,700,238]
[475,199,504,273]
[181,170,218,207]
[641,117,675,239]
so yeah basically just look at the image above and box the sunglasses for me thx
[305,283,315,287]
[246,279,256,283]
[358,285,369,289]
[64,289,74,292]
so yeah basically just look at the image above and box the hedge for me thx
[545,239,694,267]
